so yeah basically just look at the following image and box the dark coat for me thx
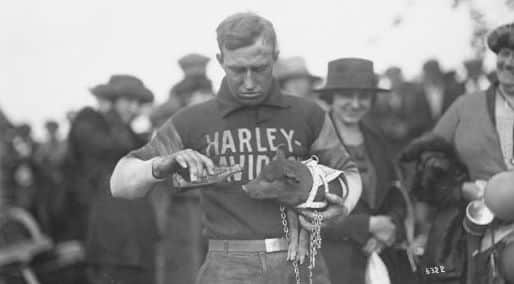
[67,107,158,268]
[322,114,413,284]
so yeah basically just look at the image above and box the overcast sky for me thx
[1,0,512,138]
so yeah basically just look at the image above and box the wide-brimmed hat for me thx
[314,58,388,93]
[487,23,514,54]
[273,57,322,84]
[90,75,154,103]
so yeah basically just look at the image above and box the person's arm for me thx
[110,156,161,199]
[300,111,362,231]
[323,207,371,245]
[382,184,407,244]
[309,113,362,212]
[432,97,483,201]
[110,119,213,199]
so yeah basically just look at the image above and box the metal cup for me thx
[463,199,495,236]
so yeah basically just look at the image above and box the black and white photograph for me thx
[1,0,514,283]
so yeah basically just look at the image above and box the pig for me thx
[242,146,351,263]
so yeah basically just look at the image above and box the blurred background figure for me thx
[153,53,213,284]
[0,108,14,207]
[463,58,490,94]
[171,53,213,108]
[421,59,464,123]
[33,120,67,239]
[372,66,432,155]
[66,75,158,284]
[150,53,213,129]
[3,124,39,214]
[273,56,325,107]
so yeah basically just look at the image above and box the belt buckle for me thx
[264,238,283,253]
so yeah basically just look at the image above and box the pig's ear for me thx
[274,144,287,160]
[284,169,300,184]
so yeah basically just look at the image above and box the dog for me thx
[399,133,469,280]
[399,133,468,208]
[242,146,361,263]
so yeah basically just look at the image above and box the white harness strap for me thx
[296,156,348,209]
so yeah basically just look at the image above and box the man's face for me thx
[497,48,514,93]
[217,38,277,105]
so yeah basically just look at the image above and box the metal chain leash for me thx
[280,205,301,284]
[308,211,323,284]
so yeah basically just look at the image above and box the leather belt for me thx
[208,238,288,253]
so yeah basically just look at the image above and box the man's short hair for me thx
[216,12,277,54]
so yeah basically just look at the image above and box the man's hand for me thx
[362,237,385,255]
[298,192,348,231]
[151,149,214,181]
[369,216,396,246]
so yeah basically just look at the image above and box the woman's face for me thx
[331,90,373,125]
[114,97,142,123]
[497,48,514,94]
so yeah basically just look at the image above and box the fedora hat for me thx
[273,57,321,84]
[487,22,514,54]
[314,58,388,93]
[90,75,154,103]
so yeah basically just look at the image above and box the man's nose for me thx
[243,70,256,90]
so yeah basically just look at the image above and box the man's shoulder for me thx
[171,99,218,123]
[71,107,104,128]
[453,89,487,110]
[75,107,101,119]
[162,99,220,139]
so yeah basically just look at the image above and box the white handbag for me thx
[365,252,391,284]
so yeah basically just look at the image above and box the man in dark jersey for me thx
[111,12,360,284]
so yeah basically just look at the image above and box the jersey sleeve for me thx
[128,118,184,161]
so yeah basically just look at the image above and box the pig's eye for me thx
[283,169,300,183]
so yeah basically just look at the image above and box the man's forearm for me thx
[110,156,161,199]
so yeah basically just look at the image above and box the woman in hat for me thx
[66,75,158,284]
[315,58,413,284]
[425,22,514,284]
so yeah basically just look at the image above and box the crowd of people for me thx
[0,12,513,284]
